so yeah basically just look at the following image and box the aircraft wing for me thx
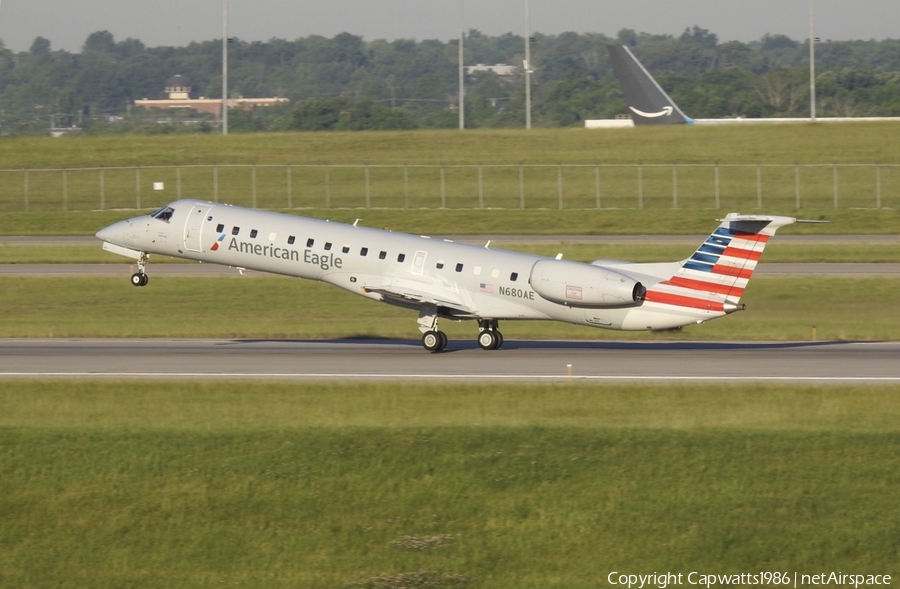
[362,281,479,317]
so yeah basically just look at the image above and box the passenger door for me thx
[183,205,211,252]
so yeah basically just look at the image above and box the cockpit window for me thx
[150,206,175,222]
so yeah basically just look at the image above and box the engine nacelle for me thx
[529,259,644,307]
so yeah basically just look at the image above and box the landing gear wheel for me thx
[478,330,503,350]
[130,252,150,287]
[478,331,497,350]
[422,330,448,353]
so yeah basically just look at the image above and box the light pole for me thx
[458,0,465,130]
[222,0,229,134]
[524,0,531,129]
[808,0,816,121]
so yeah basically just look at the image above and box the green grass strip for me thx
[2,276,898,340]
[1,381,898,588]
[2,126,900,168]
[3,207,900,236]
[3,380,899,432]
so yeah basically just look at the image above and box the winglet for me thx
[608,45,692,126]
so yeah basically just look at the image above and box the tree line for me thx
[1,27,900,135]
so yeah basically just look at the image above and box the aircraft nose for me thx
[95,220,132,244]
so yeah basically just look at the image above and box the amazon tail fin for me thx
[642,213,797,313]
[608,44,692,126]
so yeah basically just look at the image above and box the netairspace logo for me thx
[606,572,892,589]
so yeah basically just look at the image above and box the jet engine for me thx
[529,259,644,307]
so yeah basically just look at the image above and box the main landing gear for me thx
[421,330,449,353]
[130,251,149,287]
[417,306,504,353]
[477,319,504,351]
[418,304,448,352]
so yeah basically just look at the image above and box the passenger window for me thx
[307,238,314,247]
[360,247,368,256]
[216,224,225,233]
[510,272,519,282]
[232,227,240,236]
[288,236,296,245]
[474,266,482,275]
[342,246,350,254]
[397,253,406,263]
[325,242,332,251]
[436,261,445,270]
[379,251,387,260]
[492,269,500,278]
[268,232,277,242]
[250,229,258,238]
[455,263,463,272]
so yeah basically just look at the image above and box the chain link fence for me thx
[1,163,897,212]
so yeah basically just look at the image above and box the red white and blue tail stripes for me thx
[643,213,796,313]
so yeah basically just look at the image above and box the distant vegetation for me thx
[2,27,900,135]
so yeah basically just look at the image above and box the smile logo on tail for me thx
[629,105,674,118]
[210,234,227,251]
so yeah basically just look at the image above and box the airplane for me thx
[607,44,694,126]
[586,44,900,127]
[96,200,799,352]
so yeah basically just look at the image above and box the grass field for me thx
[2,126,900,233]
[2,126,898,588]
[2,125,900,227]
[1,381,898,589]
[2,207,900,238]
[3,126,900,169]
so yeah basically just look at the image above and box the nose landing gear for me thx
[130,252,150,287]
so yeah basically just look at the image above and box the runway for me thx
[3,338,899,383]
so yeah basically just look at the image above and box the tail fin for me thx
[607,45,692,126]
[643,213,797,313]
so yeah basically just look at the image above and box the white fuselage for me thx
[96,199,732,335]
